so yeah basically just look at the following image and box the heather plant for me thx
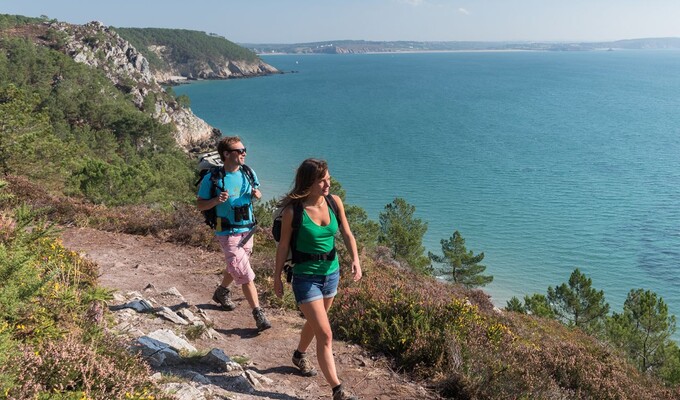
[0,194,167,398]
[5,333,159,399]
[332,260,510,373]
[332,259,680,399]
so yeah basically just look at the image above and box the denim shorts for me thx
[291,270,339,305]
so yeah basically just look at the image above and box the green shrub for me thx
[0,192,167,399]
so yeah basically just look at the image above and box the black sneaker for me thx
[253,307,271,331]
[292,352,317,377]
[212,285,236,310]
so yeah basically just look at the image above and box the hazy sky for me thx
[4,0,680,44]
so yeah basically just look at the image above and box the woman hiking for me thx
[274,158,362,400]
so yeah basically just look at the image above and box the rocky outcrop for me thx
[153,58,280,84]
[111,287,273,399]
[138,40,279,84]
[52,21,218,152]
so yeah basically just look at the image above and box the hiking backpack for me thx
[196,151,257,230]
[272,195,340,266]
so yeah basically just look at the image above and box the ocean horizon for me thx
[175,50,680,332]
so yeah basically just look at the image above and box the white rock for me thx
[157,307,189,325]
[145,329,197,353]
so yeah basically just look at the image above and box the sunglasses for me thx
[227,148,247,155]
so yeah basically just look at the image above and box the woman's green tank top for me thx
[293,206,339,275]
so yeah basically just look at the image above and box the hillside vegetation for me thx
[0,14,196,206]
[116,27,258,68]
[2,13,680,400]
[114,27,278,82]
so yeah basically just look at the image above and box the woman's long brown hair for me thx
[279,158,328,208]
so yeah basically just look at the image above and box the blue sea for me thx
[175,51,680,326]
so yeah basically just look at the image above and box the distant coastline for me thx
[259,49,541,56]
[243,37,680,55]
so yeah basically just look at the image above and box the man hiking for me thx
[197,136,271,331]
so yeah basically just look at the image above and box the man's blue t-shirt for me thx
[197,167,259,236]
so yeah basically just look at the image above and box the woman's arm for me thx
[274,206,294,298]
[332,195,362,282]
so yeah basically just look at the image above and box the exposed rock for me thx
[245,369,273,388]
[135,336,183,367]
[185,371,211,385]
[115,298,154,312]
[159,383,207,400]
[50,20,218,152]
[201,348,243,372]
[157,306,189,325]
[144,328,197,353]
[160,286,185,300]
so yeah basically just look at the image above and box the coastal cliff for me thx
[114,27,280,85]
[46,21,219,151]
[28,20,279,152]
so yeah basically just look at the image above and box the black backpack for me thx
[272,195,340,264]
[196,153,256,230]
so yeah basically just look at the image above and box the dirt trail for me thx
[61,227,440,400]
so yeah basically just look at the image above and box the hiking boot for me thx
[332,384,358,400]
[253,307,271,331]
[212,285,236,310]
[292,352,317,377]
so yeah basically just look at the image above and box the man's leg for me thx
[241,280,271,331]
[220,270,234,288]
[241,280,259,309]
[213,236,238,310]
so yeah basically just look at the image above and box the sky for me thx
[3,0,680,44]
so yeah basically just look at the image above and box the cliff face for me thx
[113,28,281,85]
[51,21,221,152]
[146,44,279,83]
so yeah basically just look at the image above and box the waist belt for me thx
[216,217,255,233]
[292,247,336,264]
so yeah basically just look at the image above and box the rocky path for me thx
[61,227,440,400]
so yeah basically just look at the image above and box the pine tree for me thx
[524,293,556,318]
[606,289,677,373]
[547,268,609,333]
[506,294,556,318]
[506,296,525,313]
[428,230,492,288]
[378,198,430,274]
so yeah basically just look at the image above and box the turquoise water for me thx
[175,51,680,324]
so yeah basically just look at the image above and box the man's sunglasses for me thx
[227,148,247,155]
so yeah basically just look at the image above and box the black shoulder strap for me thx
[290,201,304,252]
[208,166,224,198]
[325,194,341,224]
[240,164,256,188]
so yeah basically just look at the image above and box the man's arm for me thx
[197,190,229,211]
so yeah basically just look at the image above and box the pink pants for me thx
[216,232,255,285]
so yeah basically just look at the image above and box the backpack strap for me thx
[325,194,340,224]
[239,164,257,226]
[290,200,304,255]
[208,166,223,199]
[240,164,256,188]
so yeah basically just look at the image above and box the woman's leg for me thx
[298,297,340,387]
[297,296,335,352]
